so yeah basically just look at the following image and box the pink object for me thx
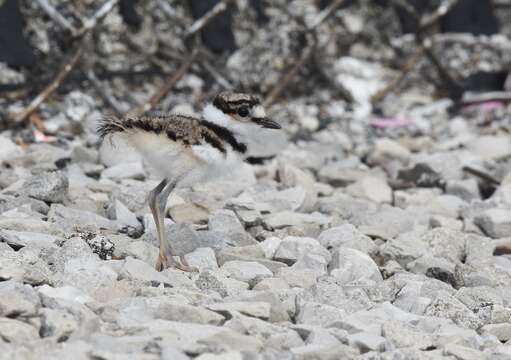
[463,101,504,112]
[33,130,56,143]
[370,117,412,129]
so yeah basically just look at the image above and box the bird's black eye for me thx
[238,107,249,117]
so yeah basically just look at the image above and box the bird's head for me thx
[203,91,281,134]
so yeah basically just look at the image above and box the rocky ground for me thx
[2,1,511,360]
[1,90,511,359]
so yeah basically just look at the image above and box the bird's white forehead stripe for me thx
[252,105,266,118]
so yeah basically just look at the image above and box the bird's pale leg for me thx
[149,179,177,271]
[151,179,197,272]
[158,181,198,272]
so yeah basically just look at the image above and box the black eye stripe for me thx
[220,105,256,115]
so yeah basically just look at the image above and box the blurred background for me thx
[3,4,511,357]
[2,0,511,200]
[2,0,511,138]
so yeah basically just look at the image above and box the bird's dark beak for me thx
[254,117,281,129]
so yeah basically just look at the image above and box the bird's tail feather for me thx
[97,116,127,139]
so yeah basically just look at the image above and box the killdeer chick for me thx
[98,92,281,271]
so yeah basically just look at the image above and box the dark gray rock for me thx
[208,209,255,246]
[109,199,142,235]
[23,171,69,203]
[168,223,226,256]
[407,255,456,286]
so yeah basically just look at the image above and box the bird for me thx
[98,91,281,271]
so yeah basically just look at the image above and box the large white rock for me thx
[221,261,273,285]
[467,136,511,160]
[0,135,22,164]
[346,175,392,204]
[474,208,511,238]
[274,236,331,265]
[329,248,382,284]
[318,224,377,256]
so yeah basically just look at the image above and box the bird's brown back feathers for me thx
[98,113,247,154]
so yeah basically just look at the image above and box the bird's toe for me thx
[155,254,198,272]
[155,254,171,272]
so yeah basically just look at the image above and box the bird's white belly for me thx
[124,130,241,187]
[126,131,197,181]
[181,143,241,186]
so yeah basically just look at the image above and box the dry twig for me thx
[419,0,460,31]
[9,35,88,125]
[371,48,424,104]
[201,60,233,89]
[128,0,235,115]
[129,51,199,117]
[10,0,121,125]
[86,69,124,116]
[35,0,119,38]
[264,0,346,106]
[264,44,315,107]
[462,166,501,186]
[156,0,177,18]
[34,0,77,34]
[184,0,230,38]
[308,0,345,30]
[420,38,462,99]
[380,0,463,102]
[462,91,511,105]
[76,0,119,37]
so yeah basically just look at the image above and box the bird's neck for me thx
[201,119,247,154]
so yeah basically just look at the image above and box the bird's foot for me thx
[155,254,198,272]
[178,255,199,272]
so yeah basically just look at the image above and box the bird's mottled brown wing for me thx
[98,112,248,155]
[98,113,204,146]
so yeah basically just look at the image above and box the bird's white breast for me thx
[125,130,198,182]
[122,129,242,188]
[187,143,242,185]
